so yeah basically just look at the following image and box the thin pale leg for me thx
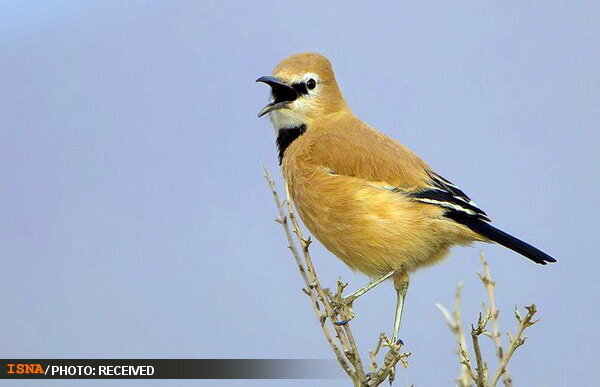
[333,270,397,326]
[345,270,396,303]
[392,273,410,343]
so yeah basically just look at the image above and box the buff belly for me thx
[285,168,478,277]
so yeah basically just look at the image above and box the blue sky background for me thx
[1,1,598,386]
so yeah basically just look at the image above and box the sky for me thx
[1,1,598,386]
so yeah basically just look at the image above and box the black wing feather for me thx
[407,171,556,265]
[428,171,475,204]
[407,171,490,221]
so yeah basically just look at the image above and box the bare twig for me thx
[437,254,542,387]
[471,312,492,386]
[368,333,385,374]
[478,253,512,386]
[435,283,476,386]
[489,305,538,386]
[367,335,410,386]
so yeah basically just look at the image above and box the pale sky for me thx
[1,1,598,386]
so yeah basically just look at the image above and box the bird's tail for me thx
[447,212,557,265]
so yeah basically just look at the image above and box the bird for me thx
[256,52,556,343]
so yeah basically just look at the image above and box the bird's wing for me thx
[406,171,491,222]
[309,119,557,264]
[312,119,490,221]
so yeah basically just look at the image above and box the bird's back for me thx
[296,113,432,189]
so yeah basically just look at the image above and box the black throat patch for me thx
[276,125,306,164]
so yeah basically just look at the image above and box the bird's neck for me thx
[269,107,307,130]
[276,125,307,165]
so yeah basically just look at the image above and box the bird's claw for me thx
[330,293,356,323]
[333,319,351,326]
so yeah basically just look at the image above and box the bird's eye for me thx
[306,78,317,90]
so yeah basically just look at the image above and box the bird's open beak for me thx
[256,76,298,118]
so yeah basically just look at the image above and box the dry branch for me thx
[437,253,541,387]
[478,252,512,386]
[436,283,475,386]
[489,305,538,386]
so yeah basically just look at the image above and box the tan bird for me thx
[257,53,555,342]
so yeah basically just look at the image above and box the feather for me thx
[445,210,557,265]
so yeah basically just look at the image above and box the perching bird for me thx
[257,53,556,342]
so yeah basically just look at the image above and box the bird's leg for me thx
[343,270,396,305]
[392,272,410,344]
[331,270,396,325]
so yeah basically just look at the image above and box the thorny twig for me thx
[368,333,386,374]
[478,253,512,386]
[453,285,477,384]
[471,312,492,386]
[489,305,538,386]
[436,284,476,386]
[367,335,410,386]
[436,253,541,387]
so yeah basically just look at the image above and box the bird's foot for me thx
[333,319,351,326]
[330,293,356,324]
[386,339,404,385]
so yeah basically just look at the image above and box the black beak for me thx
[256,76,298,117]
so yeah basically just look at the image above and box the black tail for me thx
[446,212,557,265]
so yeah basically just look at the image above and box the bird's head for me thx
[256,53,347,129]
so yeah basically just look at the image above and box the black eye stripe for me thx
[292,82,308,94]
